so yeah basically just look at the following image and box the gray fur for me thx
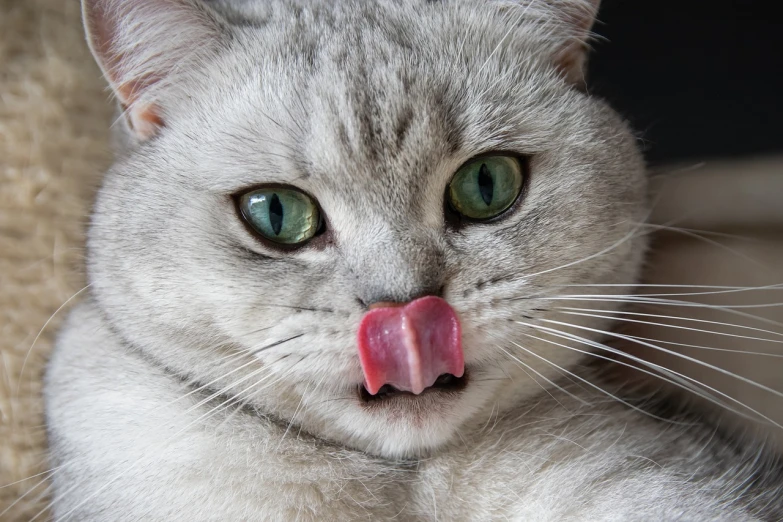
[44,0,782,519]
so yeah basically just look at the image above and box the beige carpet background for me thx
[0,0,781,520]
[0,0,112,518]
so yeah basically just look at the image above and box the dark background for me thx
[588,0,782,165]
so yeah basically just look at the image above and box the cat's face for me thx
[86,0,646,457]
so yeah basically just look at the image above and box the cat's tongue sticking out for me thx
[357,296,463,395]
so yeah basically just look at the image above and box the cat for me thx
[43,0,783,519]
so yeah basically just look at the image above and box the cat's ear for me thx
[82,0,224,140]
[548,0,601,87]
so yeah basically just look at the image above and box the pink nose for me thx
[356,296,464,395]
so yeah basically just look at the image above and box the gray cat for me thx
[44,0,783,520]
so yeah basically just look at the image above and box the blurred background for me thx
[589,0,782,165]
[586,0,783,452]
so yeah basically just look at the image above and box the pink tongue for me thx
[357,296,463,395]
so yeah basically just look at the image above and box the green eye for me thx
[239,188,321,245]
[448,156,524,220]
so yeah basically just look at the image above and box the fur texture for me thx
[38,0,783,520]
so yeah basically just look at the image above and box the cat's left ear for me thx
[549,0,601,87]
[82,0,225,140]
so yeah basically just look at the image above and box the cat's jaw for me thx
[304,372,487,458]
[251,349,560,459]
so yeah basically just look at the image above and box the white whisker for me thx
[0,474,52,519]
[504,337,691,425]
[556,308,783,340]
[533,318,783,401]
[531,295,783,330]
[524,223,641,280]
[515,321,783,430]
[516,331,771,426]
[16,284,91,396]
[641,223,776,275]
[490,338,590,407]
[622,334,783,358]
[557,310,783,344]
[554,282,783,297]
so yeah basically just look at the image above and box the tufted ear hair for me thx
[495,0,601,87]
[82,0,225,140]
[549,0,601,87]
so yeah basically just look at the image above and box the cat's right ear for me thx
[82,0,224,141]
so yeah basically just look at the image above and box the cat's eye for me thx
[239,188,321,245]
[448,156,524,220]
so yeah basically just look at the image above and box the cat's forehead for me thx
[183,0,567,206]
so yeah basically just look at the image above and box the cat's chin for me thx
[309,366,511,459]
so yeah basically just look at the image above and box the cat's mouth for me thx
[358,371,468,403]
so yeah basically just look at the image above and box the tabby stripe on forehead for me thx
[478,163,493,206]
[269,194,284,236]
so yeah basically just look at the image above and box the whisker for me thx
[622,334,783,358]
[253,303,336,314]
[549,294,783,309]
[24,334,304,511]
[556,307,783,340]
[516,330,771,426]
[0,348,255,504]
[0,466,61,490]
[553,282,783,297]
[0,474,52,519]
[641,223,777,275]
[641,225,771,243]
[42,365,265,518]
[504,337,693,425]
[556,310,783,344]
[276,380,314,449]
[16,284,92,396]
[524,223,642,280]
[489,337,589,407]
[529,295,783,330]
[515,321,783,430]
[531,318,783,401]
[213,357,310,432]
[248,333,305,356]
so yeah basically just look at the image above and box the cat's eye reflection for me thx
[448,155,524,220]
[239,187,321,245]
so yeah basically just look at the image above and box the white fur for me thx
[44,0,782,519]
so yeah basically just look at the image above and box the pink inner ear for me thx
[82,0,221,141]
[551,0,600,87]
[118,80,165,139]
[555,44,589,87]
[123,101,165,140]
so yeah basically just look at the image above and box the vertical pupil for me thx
[477,163,493,206]
[268,193,284,235]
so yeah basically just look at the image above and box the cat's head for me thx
[84,0,646,458]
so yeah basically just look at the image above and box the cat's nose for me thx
[358,285,445,311]
[364,288,445,311]
[344,226,447,309]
